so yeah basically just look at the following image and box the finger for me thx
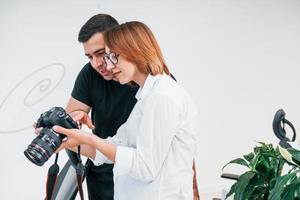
[55,142,66,153]
[32,123,37,129]
[86,116,95,129]
[68,110,80,118]
[34,127,43,135]
[70,111,84,122]
[76,121,82,129]
[53,125,73,136]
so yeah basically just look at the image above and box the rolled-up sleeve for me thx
[92,126,127,166]
[92,150,112,166]
[113,94,181,182]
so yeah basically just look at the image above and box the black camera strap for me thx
[75,145,85,200]
[45,153,59,200]
[45,147,85,200]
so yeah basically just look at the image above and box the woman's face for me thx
[104,47,140,85]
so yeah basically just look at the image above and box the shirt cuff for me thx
[113,146,134,177]
[92,150,109,166]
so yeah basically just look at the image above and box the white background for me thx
[1,0,300,199]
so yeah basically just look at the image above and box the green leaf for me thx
[223,141,300,200]
[254,142,273,155]
[268,157,284,182]
[288,148,300,166]
[234,171,256,200]
[249,154,260,170]
[242,174,266,200]
[260,152,277,159]
[256,141,268,148]
[250,187,269,200]
[269,178,277,192]
[244,153,255,162]
[281,177,300,199]
[225,182,237,199]
[268,172,297,200]
[257,142,273,150]
[222,158,249,171]
[254,156,270,175]
[274,148,285,177]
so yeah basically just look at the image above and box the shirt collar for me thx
[135,74,160,101]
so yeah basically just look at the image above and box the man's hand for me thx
[69,110,95,129]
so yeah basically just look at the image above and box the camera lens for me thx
[24,128,63,166]
[25,107,76,166]
[24,145,47,166]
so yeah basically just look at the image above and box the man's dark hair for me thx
[78,14,119,43]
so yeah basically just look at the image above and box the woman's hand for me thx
[32,123,43,135]
[69,110,95,129]
[33,110,94,135]
[53,125,93,153]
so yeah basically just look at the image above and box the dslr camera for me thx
[24,107,78,166]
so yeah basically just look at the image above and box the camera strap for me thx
[45,153,59,200]
[75,145,85,200]
[45,149,85,200]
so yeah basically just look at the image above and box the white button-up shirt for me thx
[93,74,198,200]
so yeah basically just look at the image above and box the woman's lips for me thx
[113,71,121,78]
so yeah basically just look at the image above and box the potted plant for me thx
[223,142,300,199]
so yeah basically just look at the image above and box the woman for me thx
[54,21,198,199]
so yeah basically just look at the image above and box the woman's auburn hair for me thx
[103,21,170,75]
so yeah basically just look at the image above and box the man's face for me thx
[83,32,114,80]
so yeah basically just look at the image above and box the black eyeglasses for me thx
[103,52,119,65]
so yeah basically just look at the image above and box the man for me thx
[65,14,137,200]
[65,14,199,199]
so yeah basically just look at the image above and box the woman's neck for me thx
[133,72,148,87]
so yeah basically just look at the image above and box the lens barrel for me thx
[24,128,64,166]
[25,107,77,166]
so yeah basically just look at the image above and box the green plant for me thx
[223,142,300,200]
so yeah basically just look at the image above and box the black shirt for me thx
[71,63,137,200]
[72,63,137,139]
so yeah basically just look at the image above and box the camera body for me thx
[24,107,78,166]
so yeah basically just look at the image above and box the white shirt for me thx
[93,74,198,200]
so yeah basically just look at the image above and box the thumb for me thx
[69,111,84,121]
[55,141,66,153]
[86,116,95,129]
[75,112,85,122]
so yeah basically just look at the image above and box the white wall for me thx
[1,0,300,199]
